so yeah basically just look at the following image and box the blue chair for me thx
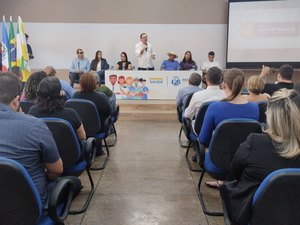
[197,119,262,216]
[65,99,111,170]
[20,100,35,114]
[223,168,300,225]
[42,118,96,214]
[0,156,79,225]
[257,100,268,124]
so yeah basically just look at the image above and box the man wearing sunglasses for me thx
[69,48,90,87]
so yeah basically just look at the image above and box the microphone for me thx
[78,61,80,69]
[145,43,148,52]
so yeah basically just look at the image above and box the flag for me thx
[9,16,16,68]
[16,16,30,81]
[1,16,10,71]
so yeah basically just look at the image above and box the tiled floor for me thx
[65,121,225,225]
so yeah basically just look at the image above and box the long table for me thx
[104,70,202,100]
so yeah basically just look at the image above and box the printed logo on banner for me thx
[171,76,181,86]
[150,78,163,84]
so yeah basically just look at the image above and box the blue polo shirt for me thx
[0,103,60,206]
[161,60,180,70]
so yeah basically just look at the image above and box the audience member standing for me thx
[161,51,180,71]
[69,48,90,88]
[260,64,294,96]
[180,51,198,70]
[201,51,221,73]
[0,72,63,207]
[90,50,109,84]
[221,89,300,225]
[135,33,155,70]
[25,33,34,60]
[115,52,132,70]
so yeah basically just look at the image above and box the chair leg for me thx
[185,141,202,172]
[69,168,95,214]
[197,170,223,216]
[91,139,110,171]
[178,125,189,147]
[107,123,117,147]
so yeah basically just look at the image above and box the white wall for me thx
[3,23,227,70]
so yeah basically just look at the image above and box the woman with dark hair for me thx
[21,71,47,101]
[89,50,109,83]
[180,51,198,70]
[73,72,112,155]
[28,76,86,141]
[199,68,259,188]
[115,52,132,70]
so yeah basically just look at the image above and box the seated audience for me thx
[180,51,198,70]
[20,71,47,102]
[260,64,294,96]
[246,75,269,102]
[29,76,86,141]
[185,67,225,120]
[73,72,112,155]
[0,72,63,207]
[161,51,180,70]
[115,52,132,70]
[44,65,75,99]
[90,50,109,83]
[176,72,202,107]
[69,48,90,88]
[199,68,259,188]
[221,89,300,225]
[201,51,221,73]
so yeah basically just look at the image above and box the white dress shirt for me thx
[135,41,154,69]
[184,86,226,119]
[201,60,221,71]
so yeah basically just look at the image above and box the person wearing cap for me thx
[135,33,155,70]
[161,51,180,71]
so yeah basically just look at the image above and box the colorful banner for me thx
[105,70,202,100]
[1,16,9,71]
[9,16,16,68]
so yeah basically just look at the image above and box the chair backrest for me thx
[209,119,262,173]
[177,92,195,123]
[251,168,300,225]
[42,118,82,169]
[194,101,214,135]
[0,157,42,225]
[257,101,268,124]
[65,99,101,137]
[20,101,35,114]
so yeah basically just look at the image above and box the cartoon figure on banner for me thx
[117,75,127,96]
[139,78,149,99]
[109,74,120,93]
[171,76,181,86]
[128,77,143,99]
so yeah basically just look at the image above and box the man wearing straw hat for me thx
[161,51,180,71]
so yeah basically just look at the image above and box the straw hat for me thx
[167,51,178,58]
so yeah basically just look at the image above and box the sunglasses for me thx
[78,52,84,54]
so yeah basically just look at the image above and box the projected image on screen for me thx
[226,0,300,68]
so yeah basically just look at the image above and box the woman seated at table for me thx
[115,52,132,70]
[180,51,198,70]
[221,89,300,225]
[29,76,86,141]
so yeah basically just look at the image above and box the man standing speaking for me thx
[135,33,155,70]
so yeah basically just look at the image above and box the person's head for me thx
[183,51,193,62]
[44,66,56,77]
[247,75,265,95]
[189,73,202,86]
[126,76,133,85]
[0,72,22,111]
[206,66,223,86]
[79,72,97,93]
[222,68,244,101]
[120,52,128,62]
[168,51,178,61]
[208,51,215,62]
[118,76,125,85]
[133,77,139,85]
[139,78,147,86]
[90,71,100,85]
[24,71,47,100]
[109,74,117,85]
[36,76,64,113]
[266,89,300,158]
[76,48,84,59]
[10,66,23,80]
[278,64,293,81]
[140,33,148,44]
[95,50,103,61]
